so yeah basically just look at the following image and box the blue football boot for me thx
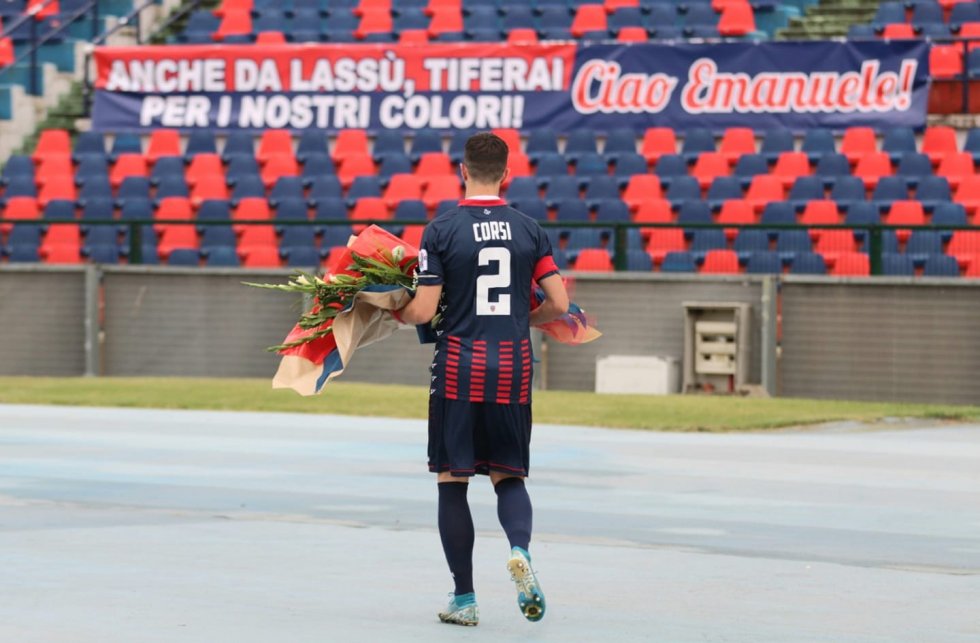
[507,547,545,622]
[438,592,479,626]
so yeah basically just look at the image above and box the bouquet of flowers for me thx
[248,224,599,396]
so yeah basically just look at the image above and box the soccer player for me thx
[394,132,569,627]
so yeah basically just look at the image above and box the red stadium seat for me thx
[257,130,295,164]
[157,226,199,259]
[745,175,784,213]
[634,199,674,233]
[880,23,915,39]
[604,0,638,11]
[400,29,430,43]
[571,5,608,37]
[155,197,194,221]
[716,199,755,240]
[830,252,869,276]
[701,249,740,274]
[32,129,71,162]
[948,230,980,267]
[937,152,975,190]
[261,156,300,187]
[641,128,677,164]
[237,226,277,252]
[29,0,60,13]
[814,230,855,260]
[853,151,893,189]
[965,259,980,277]
[427,6,463,35]
[40,244,82,264]
[337,154,377,188]
[350,197,390,231]
[38,177,76,207]
[718,127,755,165]
[415,152,453,178]
[233,197,272,223]
[960,23,980,51]
[0,37,15,68]
[35,156,74,185]
[185,153,224,186]
[109,153,148,188]
[401,225,425,248]
[384,174,425,208]
[422,175,462,209]
[356,8,393,38]
[241,246,282,267]
[771,152,811,189]
[507,28,539,43]
[885,200,926,243]
[332,129,370,161]
[216,0,253,16]
[254,31,287,44]
[930,45,964,80]
[355,0,391,15]
[691,152,730,189]
[616,27,647,42]
[840,127,877,165]
[491,129,522,155]
[191,176,229,206]
[214,9,252,40]
[2,196,40,221]
[921,126,958,166]
[799,199,840,226]
[718,1,756,36]
[425,0,460,15]
[574,249,614,272]
[646,228,686,262]
[622,175,663,211]
[42,224,80,248]
[147,129,182,163]
[506,153,532,181]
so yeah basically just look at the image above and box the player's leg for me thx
[429,396,479,625]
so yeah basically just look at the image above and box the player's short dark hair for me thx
[463,132,509,184]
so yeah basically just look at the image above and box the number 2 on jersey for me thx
[476,247,511,316]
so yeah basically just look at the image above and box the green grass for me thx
[2,377,979,432]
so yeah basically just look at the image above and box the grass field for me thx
[1,377,979,432]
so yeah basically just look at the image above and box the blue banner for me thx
[93,40,930,132]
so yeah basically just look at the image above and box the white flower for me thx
[392,246,404,263]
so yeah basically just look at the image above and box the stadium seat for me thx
[705,176,742,212]
[745,175,784,213]
[881,253,915,276]
[776,229,812,260]
[922,254,960,277]
[624,249,653,271]
[680,128,715,165]
[612,154,647,185]
[932,202,967,242]
[881,127,916,164]
[660,251,697,273]
[948,230,980,267]
[422,175,461,209]
[384,174,425,208]
[717,1,755,36]
[555,200,590,223]
[701,249,740,274]
[571,4,608,37]
[733,228,770,258]
[921,126,958,166]
[937,152,975,190]
[717,127,755,165]
[647,228,686,263]
[584,176,621,208]
[641,127,677,164]
[905,229,944,264]
[840,127,877,165]
[771,152,811,189]
[32,129,71,163]
[880,22,916,39]
[2,196,40,222]
[691,152,730,190]
[654,154,689,188]
[788,176,826,213]
[665,177,702,210]
[616,26,647,41]
[544,176,580,208]
[854,151,894,189]
[416,152,453,178]
[954,174,980,217]
[885,200,926,243]
[622,175,662,211]
[730,154,767,189]
[930,44,964,80]
[332,129,370,161]
[744,251,782,274]
[759,129,793,164]
[573,248,614,272]
[790,252,827,275]
[801,128,835,164]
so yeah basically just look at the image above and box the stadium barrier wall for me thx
[2,266,980,404]
[779,277,980,405]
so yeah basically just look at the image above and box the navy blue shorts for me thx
[427,395,532,478]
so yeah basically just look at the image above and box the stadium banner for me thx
[91,40,929,132]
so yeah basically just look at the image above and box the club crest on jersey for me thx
[419,249,428,272]
[484,208,491,215]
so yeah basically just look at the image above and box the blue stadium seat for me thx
[269,177,305,207]
[916,176,951,213]
[185,131,217,160]
[911,1,944,32]
[594,199,630,222]
[226,157,261,185]
[120,200,154,223]
[283,246,322,267]
[395,9,431,30]
[871,1,904,29]
[565,130,599,164]
[464,7,500,31]
[222,132,256,163]
[706,176,743,211]
[85,226,118,247]
[297,131,329,163]
[828,176,866,212]
[544,176,580,208]
[612,154,647,184]
[280,226,317,250]
[346,177,382,206]
[788,176,826,212]
[760,128,794,164]
[871,176,908,212]
[776,229,812,259]
[574,153,609,185]
[665,176,701,209]
[373,130,406,162]
[201,225,237,251]
[109,134,142,162]
[801,128,835,163]
[182,10,221,41]
[950,2,980,29]
[604,128,639,163]
[689,229,727,257]
[609,7,645,32]
[436,199,458,216]
[313,200,351,233]
[168,249,201,266]
[733,229,771,258]
[75,157,109,185]
[78,179,113,207]
[565,228,605,252]
[745,251,783,274]
[150,157,184,186]
[526,129,560,162]
[813,153,851,188]
[516,199,548,221]
[409,130,443,162]
[894,152,932,188]
[301,154,336,186]
[73,131,107,163]
[654,154,688,188]
[230,176,266,204]
[660,251,697,272]
[197,199,232,223]
[584,176,621,208]
[847,24,875,39]
[625,249,653,271]
[502,6,536,29]
[273,199,309,223]
[555,200,590,222]
[80,198,115,222]
[922,254,960,277]
[535,153,571,183]
[683,4,718,31]
[931,202,967,242]
[677,200,712,229]
[43,199,75,220]
[506,177,540,202]
[881,127,916,164]
[201,247,239,267]
[448,130,477,163]
[680,128,714,164]
[905,230,944,264]
[116,177,151,208]
[844,201,881,243]
[882,253,915,276]
[1,155,34,185]
[651,25,682,40]
[969,49,980,79]
[393,200,428,221]
[83,244,121,264]
[732,154,769,189]
[790,252,827,274]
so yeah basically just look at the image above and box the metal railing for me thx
[21,218,979,276]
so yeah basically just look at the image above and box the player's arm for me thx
[530,273,569,326]
[395,284,443,325]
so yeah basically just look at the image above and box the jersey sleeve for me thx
[416,221,445,286]
[532,223,560,282]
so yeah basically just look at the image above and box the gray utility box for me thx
[595,355,680,395]
[682,301,751,394]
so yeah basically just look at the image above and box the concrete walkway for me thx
[0,405,978,642]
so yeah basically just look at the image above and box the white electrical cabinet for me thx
[595,355,680,395]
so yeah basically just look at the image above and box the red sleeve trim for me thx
[533,255,560,281]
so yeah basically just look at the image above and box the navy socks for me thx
[438,482,475,596]
[494,477,533,552]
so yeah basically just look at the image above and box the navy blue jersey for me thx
[417,198,560,405]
